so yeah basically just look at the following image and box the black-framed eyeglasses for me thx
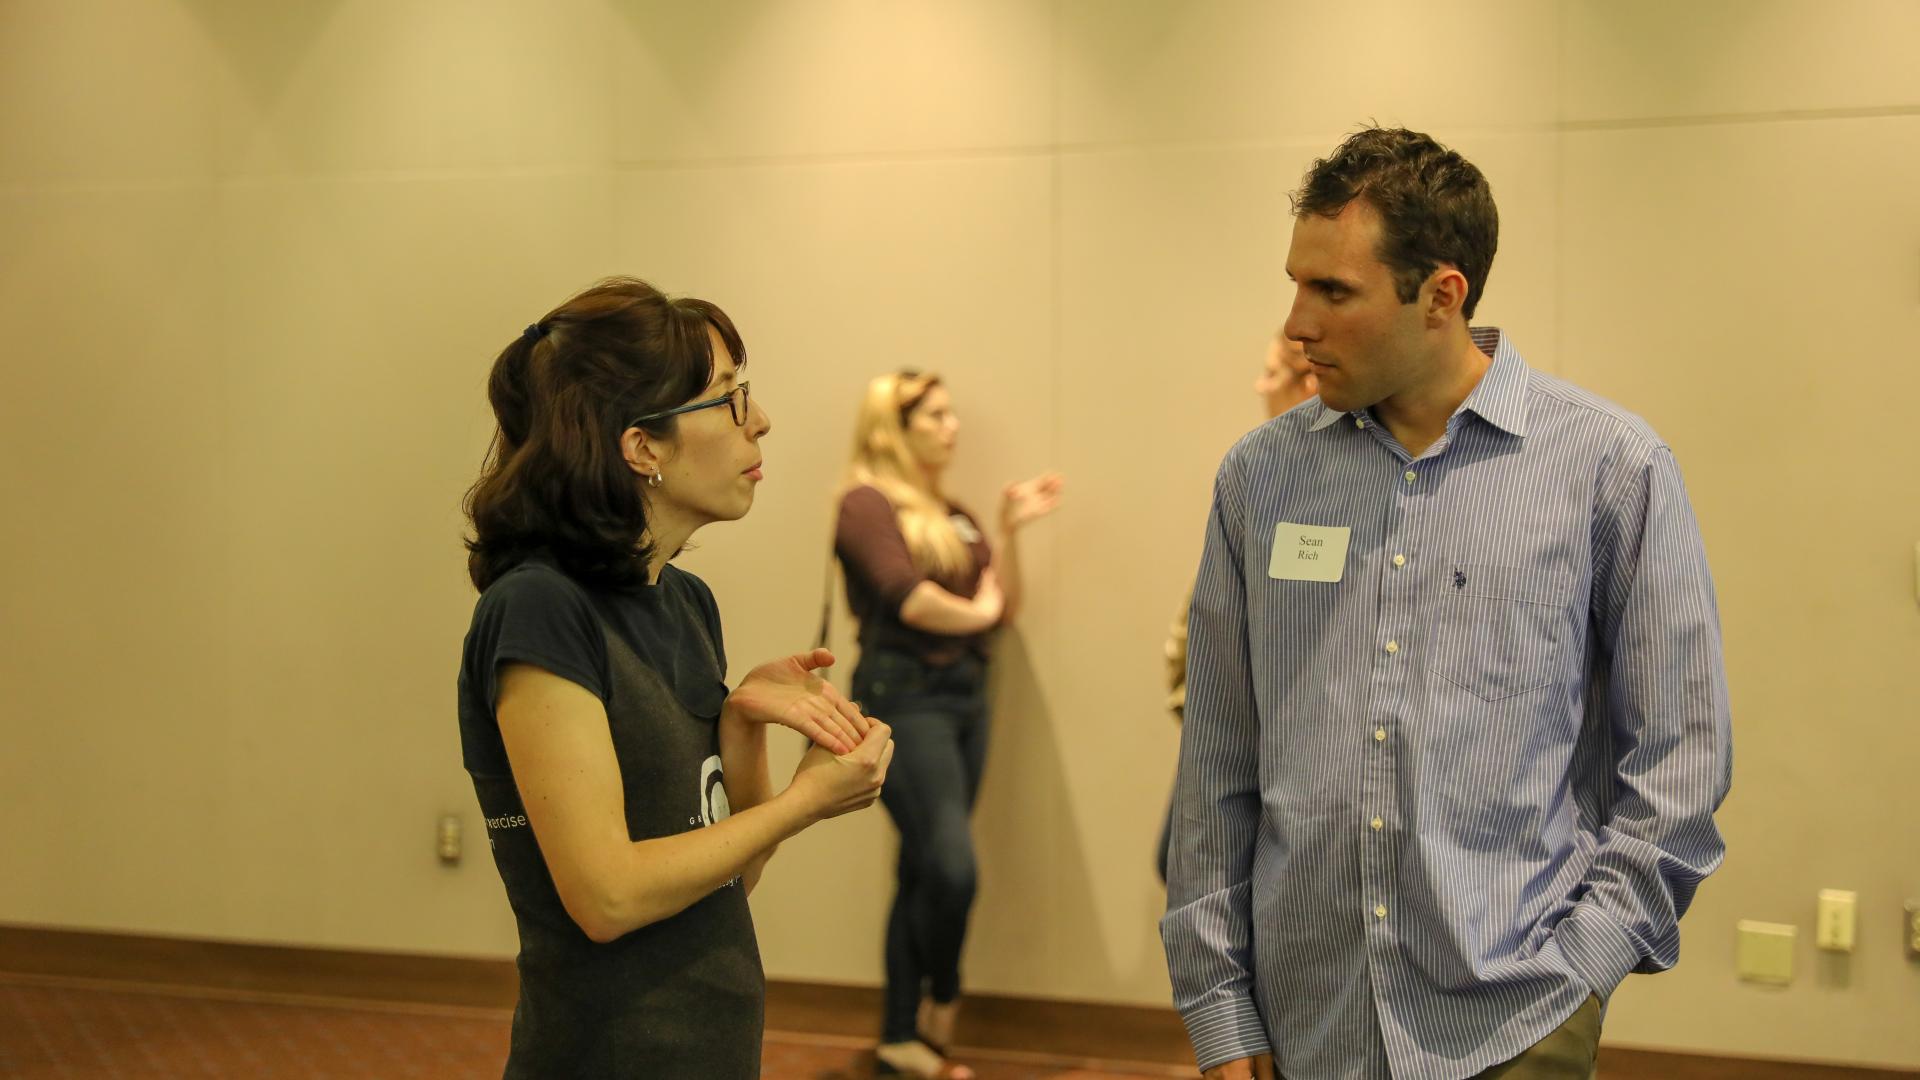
[628,382,751,429]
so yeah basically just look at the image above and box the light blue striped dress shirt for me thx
[1162,328,1732,1080]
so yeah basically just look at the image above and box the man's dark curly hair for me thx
[1292,127,1498,320]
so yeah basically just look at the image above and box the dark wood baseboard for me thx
[2,924,1912,1078]
[0,923,517,1011]
[1594,1049,1915,1080]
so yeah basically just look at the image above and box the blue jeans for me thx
[852,648,990,1045]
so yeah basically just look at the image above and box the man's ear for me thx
[1425,265,1469,327]
[619,426,665,481]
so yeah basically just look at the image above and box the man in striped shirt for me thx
[1161,127,1732,1080]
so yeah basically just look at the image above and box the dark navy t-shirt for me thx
[457,554,762,1078]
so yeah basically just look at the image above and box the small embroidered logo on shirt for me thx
[1453,569,1468,590]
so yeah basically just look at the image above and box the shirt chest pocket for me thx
[1427,563,1576,702]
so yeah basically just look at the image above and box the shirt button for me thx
[1356,418,1367,429]
[1392,554,1406,567]
[1404,470,1417,484]
[1374,904,1388,919]
[1374,728,1387,742]
[1385,640,1399,654]
[1371,816,1384,831]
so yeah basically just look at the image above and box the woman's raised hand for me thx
[1000,471,1064,532]
[723,648,872,754]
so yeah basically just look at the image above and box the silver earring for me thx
[648,472,663,488]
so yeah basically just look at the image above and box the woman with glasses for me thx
[833,371,1062,1080]
[458,277,894,1078]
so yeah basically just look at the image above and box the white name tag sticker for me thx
[1268,523,1350,582]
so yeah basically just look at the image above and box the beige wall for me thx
[1,0,1915,1068]
[1553,3,1920,1064]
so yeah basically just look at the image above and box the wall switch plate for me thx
[1816,889,1858,952]
[1906,901,1920,959]
[1737,920,1796,985]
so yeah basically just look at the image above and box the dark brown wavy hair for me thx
[1292,126,1499,320]
[463,277,745,592]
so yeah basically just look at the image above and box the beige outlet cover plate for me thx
[1737,920,1795,985]
[1816,889,1857,952]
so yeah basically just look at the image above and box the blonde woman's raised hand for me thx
[723,648,872,754]
[1000,471,1064,532]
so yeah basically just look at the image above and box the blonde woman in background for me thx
[833,370,1062,1080]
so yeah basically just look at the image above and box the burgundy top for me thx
[834,484,993,666]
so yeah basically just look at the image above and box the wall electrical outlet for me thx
[437,814,463,864]
[1816,889,1857,952]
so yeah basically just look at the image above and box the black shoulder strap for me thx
[813,551,836,651]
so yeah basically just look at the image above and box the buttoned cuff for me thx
[1181,996,1271,1073]
[1553,904,1642,1002]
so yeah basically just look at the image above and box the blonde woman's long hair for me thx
[844,371,973,585]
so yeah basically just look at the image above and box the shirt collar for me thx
[1306,326,1531,438]
[1307,399,1350,432]
[1458,326,1530,437]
